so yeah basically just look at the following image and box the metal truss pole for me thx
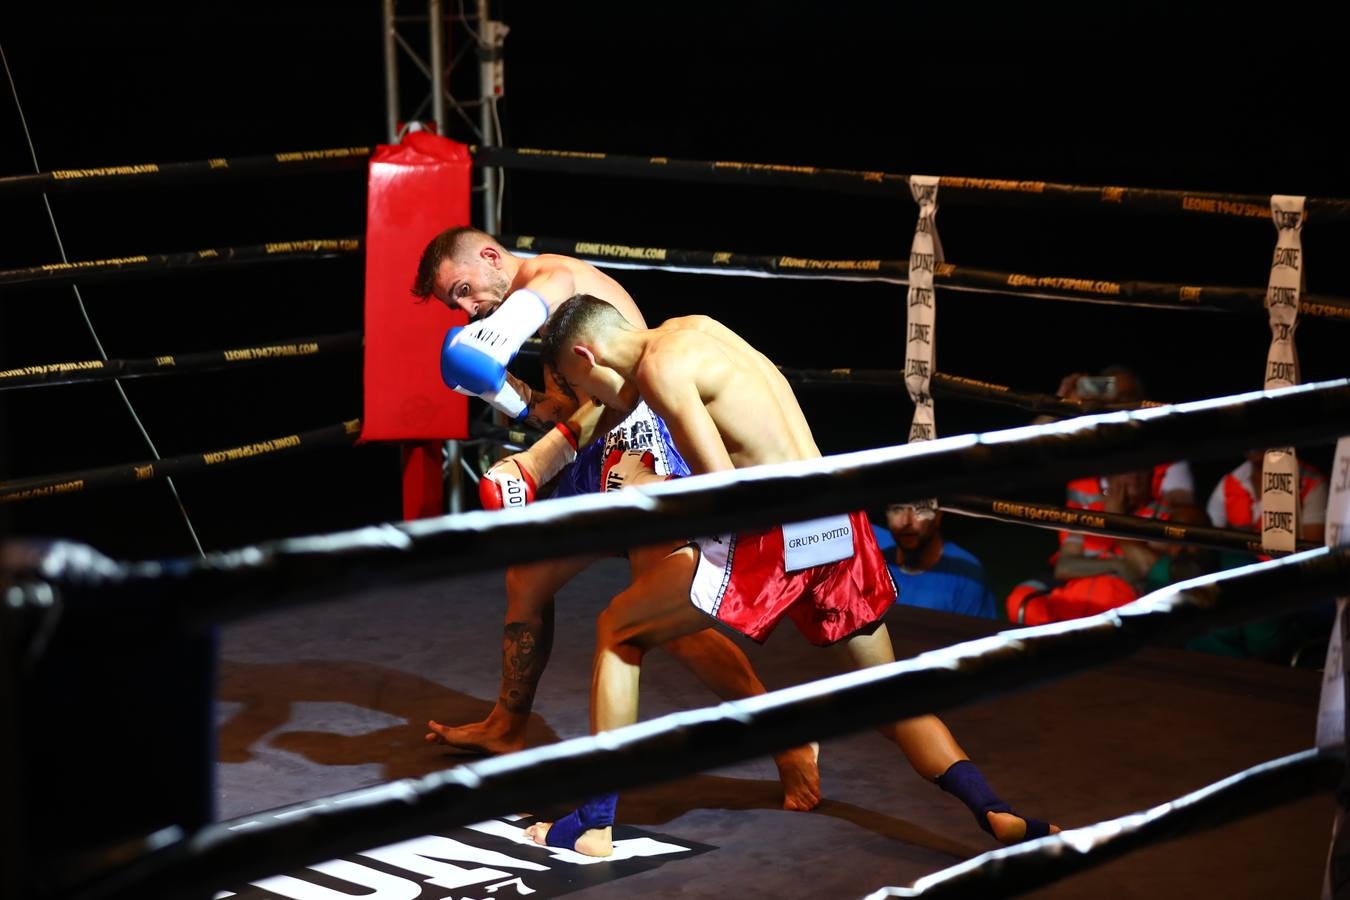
[428,0,447,135]
[382,0,400,142]
[477,0,498,233]
[380,0,506,512]
[431,0,461,511]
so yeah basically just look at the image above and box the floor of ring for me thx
[216,558,1328,899]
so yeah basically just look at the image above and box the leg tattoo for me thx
[499,606,554,715]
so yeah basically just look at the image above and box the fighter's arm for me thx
[506,365,581,433]
[1053,525,1157,584]
[501,259,585,428]
[514,357,632,451]
[1300,475,1328,544]
[441,257,582,424]
[637,347,735,476]
[1052,538,1144,582]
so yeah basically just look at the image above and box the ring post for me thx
[360,130,472,519]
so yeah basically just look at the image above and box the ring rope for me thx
[0,327,1148,415]
[0,340,1122,504]
[6,229,1346,323]
[473,146,1350,223]
[501,234,1350,321]
[6,381,1347,629]
[0,332,361,391]
[0,238,362,290]
[776,367,1156,416]
[0,412,511,507]
[5,141,1347,225]
[0,147,372,196]
[518,339,1151,417]
[0,420,360,505]
[868,747,1345,899]
[942,494,1320,556]
[47,547,1350,900]
[919,372,1158,416]
[754,367,1158,417]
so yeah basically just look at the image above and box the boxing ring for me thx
[2,136,1349,900]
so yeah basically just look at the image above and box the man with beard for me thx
[873,505,997,619]
[411,227,821,811]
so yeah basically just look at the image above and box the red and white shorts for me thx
[688,510,897,646]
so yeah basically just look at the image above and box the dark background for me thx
[1,3,1346,565]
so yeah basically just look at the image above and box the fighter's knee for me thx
[596,602,643,653]
[599,602,667,660]
[595,603,623,646]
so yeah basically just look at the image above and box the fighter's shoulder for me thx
[656,314,720,337]
[636,328,706,384]
[517,253,574,277]
[650,318,719,353]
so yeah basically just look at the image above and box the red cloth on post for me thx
[361,131,472,443]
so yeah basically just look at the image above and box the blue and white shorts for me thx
[552,401,689,498]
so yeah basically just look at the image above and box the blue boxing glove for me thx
[441,288,550,420]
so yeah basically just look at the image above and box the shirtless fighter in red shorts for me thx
[521,295,1058,856]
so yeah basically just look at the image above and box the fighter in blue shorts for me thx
[415,226,819,811]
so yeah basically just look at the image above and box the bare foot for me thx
[773,741,821,811]
[424,718,527,755]
[523,821,614,857]
[986,811,1061,844]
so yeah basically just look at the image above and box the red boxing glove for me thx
[479,459,537,510]
[479,422,579,512]
[601,448,666,492]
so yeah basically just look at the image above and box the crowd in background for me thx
[872,366,1333,667]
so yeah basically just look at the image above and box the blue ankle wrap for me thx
[545,792,618,850]
[936,760,1050,841]
[937,760,1011,835]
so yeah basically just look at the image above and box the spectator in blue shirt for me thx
[871,504,998,620]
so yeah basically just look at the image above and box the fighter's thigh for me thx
[598,546,705,650]
[504,554,604,619]
[627,540,692,577]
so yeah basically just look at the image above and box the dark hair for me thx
[409,226,492,300]
[539,293,625,371]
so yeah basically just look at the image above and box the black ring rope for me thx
[0,239,362,291]
[0,332,1153,425]
[501,234,1350,321]
[942,494,1320,556]
[5,230,1345,327]
[457,366,1289,558]
[519,339,1142,418]
[0,147,372,196]
[47,547,1350,900]
[0,337,1129,511]
[4,380,1345,631]
[5,141,1347,225]
[867,747,1345,899]
[780,368,1156,416]
[0,420,360,505]
[0,333,361,391]
[474,146,1350,223]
